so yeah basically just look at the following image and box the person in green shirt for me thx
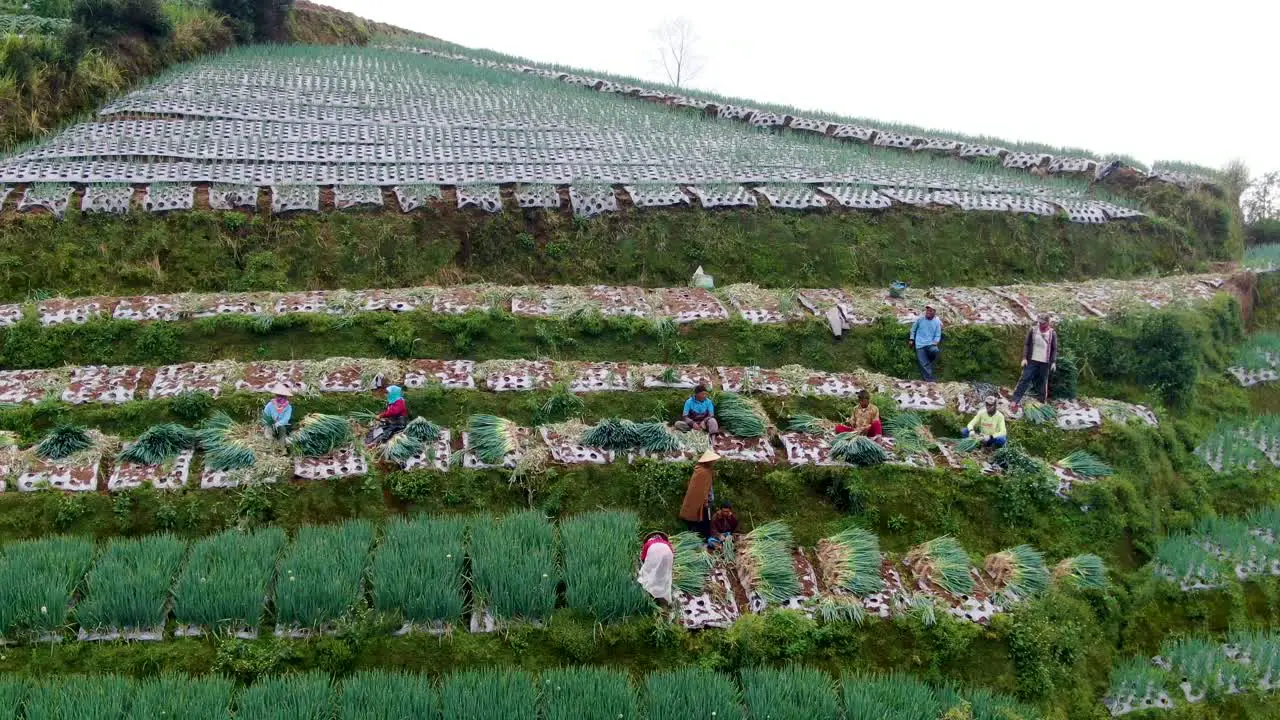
[962,396,1007,449]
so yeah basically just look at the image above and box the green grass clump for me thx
[371,515,466,626]
[1160,636,1232,697]
[0,679,28,719]
[274,519,375,628]
[441,669,537,720]
[470,511,558,621]
[741,666,839,720]
[560,510,650,622]
[236,671,334,720]
[842,672,942,720]
[966,687,1043,720]
[126,674,234,720]
[815,525,884,596]
[75,534,187,632]
[0,535,94,638]
[540,667,639,720]
[646,667,743,720]
[903,536,974,596]
[118,423,196,465]
[24,675,133,720]
[339,670,438,720]
[171,527,286,632]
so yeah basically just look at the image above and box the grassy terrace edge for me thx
[0,185,1240,299]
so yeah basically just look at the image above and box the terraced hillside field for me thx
[0,11,1276,720]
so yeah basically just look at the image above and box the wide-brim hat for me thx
[643,531,669,542]
[267,383,294,397]
[698,450,722,463]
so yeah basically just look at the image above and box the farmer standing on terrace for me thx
[909,305,943,382]
[679,450,721,535]
[1011,313,1057,410]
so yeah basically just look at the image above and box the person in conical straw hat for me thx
[679,450,721,535]
[636,531,674,603]
[261,383,294,442]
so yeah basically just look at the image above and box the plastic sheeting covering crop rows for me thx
[0,46,1145,220]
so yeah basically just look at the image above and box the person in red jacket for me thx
[377,385,408,431]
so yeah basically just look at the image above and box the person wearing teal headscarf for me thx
[377,385,408,431]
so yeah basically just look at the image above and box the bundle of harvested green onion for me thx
[1021,400,1057,425]
[716,393,767,438]
[815,526,884,596]
[830,433,887,466]
[904,536,974,596]
[884,412,928,455]
[983,544,1050,602]
[671,532,713,596]
[953,436,982,453]
[735,521,800,604]
[467,415,521,464]
[199,413,261,471]
[1056,450,1112,478]
[582,419,680,452]
[119,424,196,465]
[34,425,94,460]
[289,414,353,457]
[787,415,835,435]
[1052,554,1107,590]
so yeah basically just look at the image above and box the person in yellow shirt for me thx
[963,396,1007,449]
[836,390,883,436]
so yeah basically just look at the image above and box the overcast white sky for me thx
[324,0,1277,175]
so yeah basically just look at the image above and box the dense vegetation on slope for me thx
[0,0,418,151]
[0,197,1240,300]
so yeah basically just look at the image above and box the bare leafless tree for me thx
[652,17,704,89]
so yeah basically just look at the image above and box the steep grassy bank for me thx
[0,202,1227,300]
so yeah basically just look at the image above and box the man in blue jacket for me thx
[909,305,943,381]
[675,385,719,435]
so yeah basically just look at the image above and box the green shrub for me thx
[71,0,172,42]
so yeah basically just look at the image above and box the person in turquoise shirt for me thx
[909,304,943,382]
[675,385,719,435]
[261,384,294,442]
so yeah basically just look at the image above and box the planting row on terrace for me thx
[0,666,1040,720]
[1194,415,1280,473]
[1106,631,1280,715]
[0,396,1118,494]
[1227,332,1280,387]
[392,42,1221,191]
[0,273,1228,329]
[1150,507,1280,591]
[0,46,1115,207]
[0,354,1158,419]
[0,511,1105,643]
[0,179,1142,222]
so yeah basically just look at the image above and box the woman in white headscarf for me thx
[636,531,674,603]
